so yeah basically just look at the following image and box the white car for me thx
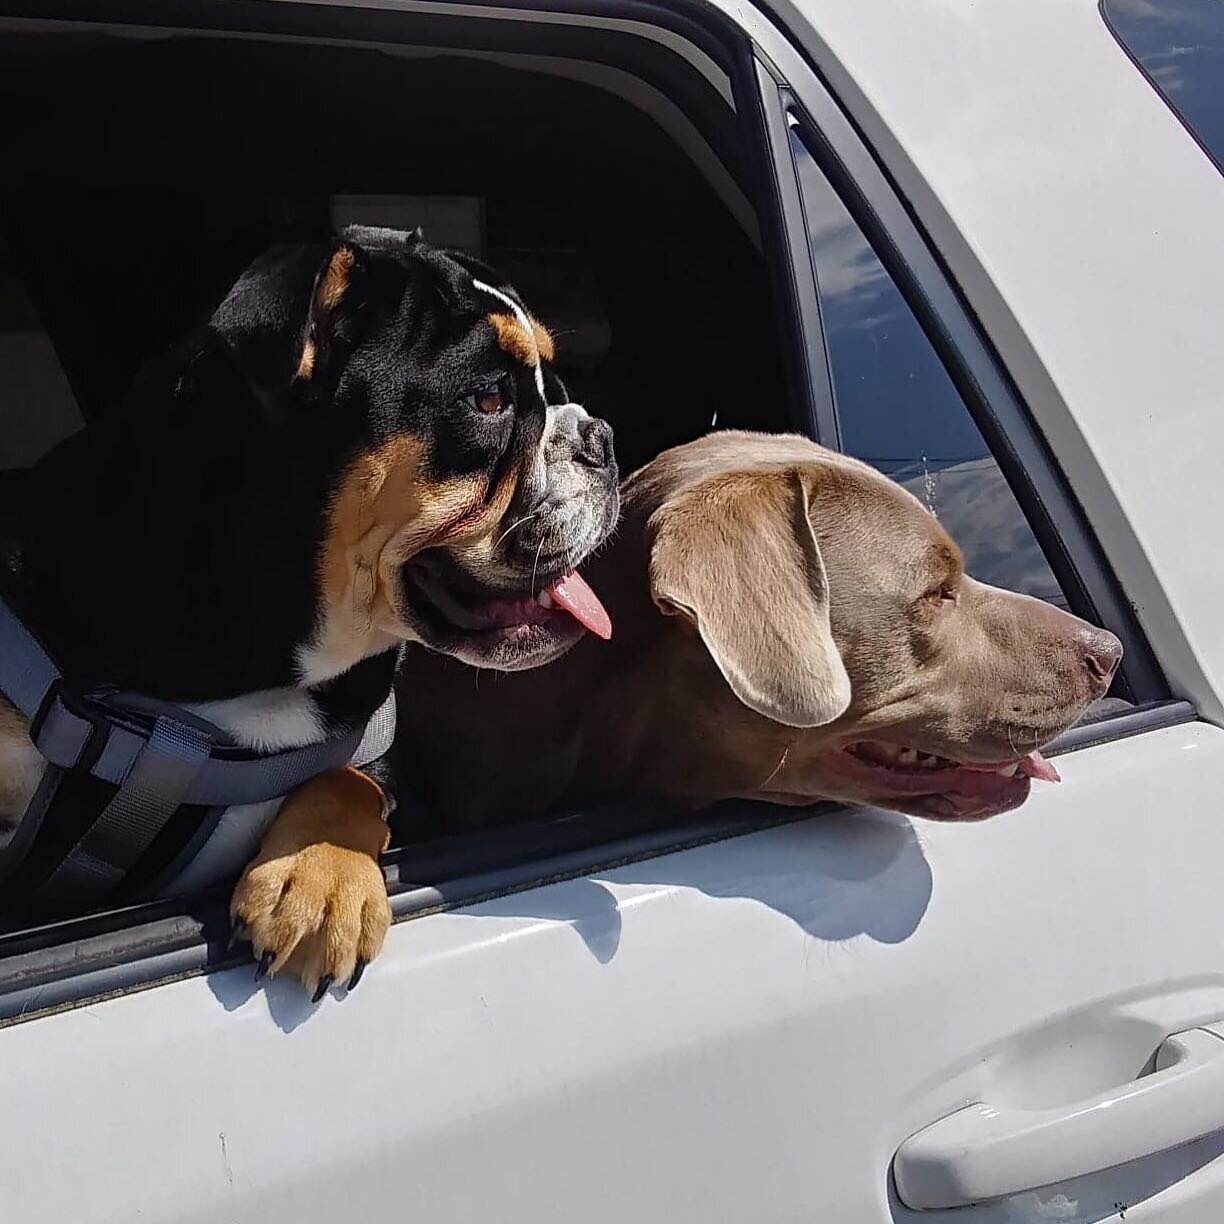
[0,0,1221,1220]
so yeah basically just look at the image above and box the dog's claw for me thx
[312,975,333,1003]
[255,949,275,980]
[347,960,367,991]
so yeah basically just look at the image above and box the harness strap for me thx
[30,687,376,806]
[1,594,394,801]
[0,593,398,913]
[33,715,213,909]
[352,690,397,769]
[0,592,60,716]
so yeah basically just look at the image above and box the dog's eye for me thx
[461,380,509,415]
[923,580,958,606]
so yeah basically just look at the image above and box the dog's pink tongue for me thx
[961,749,1061,782]
[546,571,612,640]
[1018,750,1061,783]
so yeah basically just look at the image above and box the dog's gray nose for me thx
[577,416,615,470]
[1079,626,1123,690]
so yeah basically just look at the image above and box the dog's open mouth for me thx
[837,739,1061,820]
[401,552,612,651]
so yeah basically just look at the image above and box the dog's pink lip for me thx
[826,741,1059,820]
[401,559,610,642]
[905,785,1033,822]
[839,740,1059,791]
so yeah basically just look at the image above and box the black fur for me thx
[7,228,556,707]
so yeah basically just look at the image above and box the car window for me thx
[790,132,1067,609]
[1103,0,1224,176]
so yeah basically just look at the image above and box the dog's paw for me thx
[229,767,392,1000]
[231,844,391,1000]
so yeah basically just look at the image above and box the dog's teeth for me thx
[918,753,939,768]
[996,763,1019,777]
[869,742,906,763]
[537,590,554,609]
[898,748,918,766]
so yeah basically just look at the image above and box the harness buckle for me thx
[29,679,114,775]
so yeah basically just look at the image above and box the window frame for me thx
[755,55,1166,705]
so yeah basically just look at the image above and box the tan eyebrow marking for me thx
[487,311,555,366]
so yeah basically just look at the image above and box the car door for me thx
[2,2,1224,1223]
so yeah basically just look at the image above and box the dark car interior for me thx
[0,23,792,478]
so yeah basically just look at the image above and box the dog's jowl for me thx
[0,226,618,997]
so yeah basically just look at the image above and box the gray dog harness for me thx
[0,594,395,917]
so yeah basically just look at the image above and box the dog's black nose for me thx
[577,416,615,469]
[1080,626,1123,690]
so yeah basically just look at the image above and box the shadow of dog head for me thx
[625,431,1121,820]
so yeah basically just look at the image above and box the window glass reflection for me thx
[793,134,1066,606]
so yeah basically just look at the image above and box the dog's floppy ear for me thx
[213,238,402,394]
[295,239,375,389]
[648,468,851,728]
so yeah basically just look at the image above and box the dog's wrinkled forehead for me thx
[627,428,959,609]
[307,227,575,480]
[421,242,562,404]
[642,430,946,527]
[471,277,555,399]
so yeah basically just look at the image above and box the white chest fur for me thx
[187,686,327,751]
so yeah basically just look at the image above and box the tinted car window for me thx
[790,133,1067,608]
[1103,0,1224,176]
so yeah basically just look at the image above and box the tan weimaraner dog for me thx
[395,430,1122,829]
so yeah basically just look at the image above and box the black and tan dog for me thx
[0,225,618,993]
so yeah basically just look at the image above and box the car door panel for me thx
[1,722,1221,1222]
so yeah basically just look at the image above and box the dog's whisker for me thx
[493,507,545,551]
[531,536,547,593]
[759,739,795,790]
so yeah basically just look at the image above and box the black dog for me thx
[0,226,619,995]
